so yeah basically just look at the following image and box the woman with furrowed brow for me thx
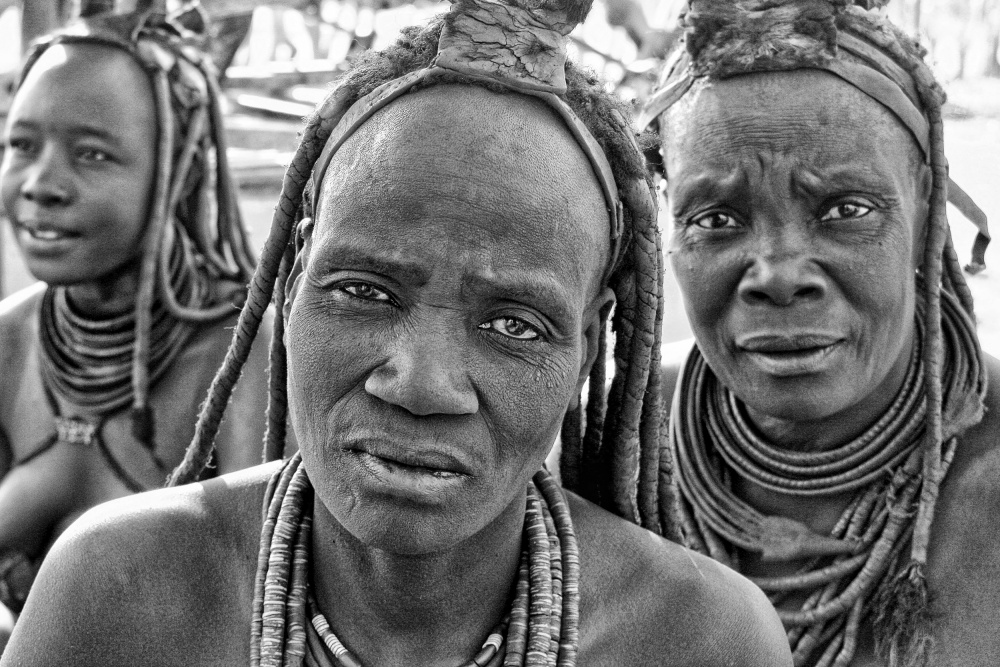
[641,0,999,665]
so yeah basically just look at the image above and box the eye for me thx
[479,316,540,341]
[689,210,740,230]
[341,281,394,303]
[6,136,35,154]
[76,147,112,163]
[820,202,872,222]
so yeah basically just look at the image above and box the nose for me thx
[365,320,479,417]
[20,146,71,207]
[738,250,827,307]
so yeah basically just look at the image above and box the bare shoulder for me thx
[659,338,695,408]
[1,463,280,667]
[0,284,44,366]
[568,492,791,666]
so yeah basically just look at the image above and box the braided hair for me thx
[20,6,256,446]
[168,3,678,541]
[644,1,987,664]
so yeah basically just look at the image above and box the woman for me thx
[642,0,1000,665]
[0,5,270,619]
[2,0,790,664]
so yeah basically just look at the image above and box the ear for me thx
[283,216,315,329]
[296,216,315,271]
[572,286,616,407]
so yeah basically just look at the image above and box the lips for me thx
[736,333,845,377]
[345,439,473,478]
[14,220,80,243]
[343,439,475,502]
[738,333,843,353]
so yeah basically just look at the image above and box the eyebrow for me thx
[462,272,577,328]
[669,167,744,212]
[309,246,432,286]
[790,164,896,200]
[8,119,125,147]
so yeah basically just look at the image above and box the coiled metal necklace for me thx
[670,287,986,666]
[32,225,215,488]
[251,453,581,667]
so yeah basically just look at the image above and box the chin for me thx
[734,373,857,424]
[343,505,480,556]
[22,262,92,287]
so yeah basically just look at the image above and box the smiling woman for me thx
[0,1,795,666]
[0,4,272,638]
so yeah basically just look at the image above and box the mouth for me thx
[351,448,469,478]
[344,441,474,498]
[737,334,845,377]
[14,221,80,244]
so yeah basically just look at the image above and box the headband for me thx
[638,3,989,263]
[308,0,644,280]
[637,31,931,160]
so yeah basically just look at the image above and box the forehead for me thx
[663,70,922,182]
[313,84,611,299]
[11,43,154,134]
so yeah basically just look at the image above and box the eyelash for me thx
[340,281,395,304]
[683,198,878,230]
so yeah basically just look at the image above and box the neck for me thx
[744,331,916,453]
[310,492,525,666]
[63,262,142,318]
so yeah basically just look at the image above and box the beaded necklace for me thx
[250,453,581,667]
[670,287,986,666]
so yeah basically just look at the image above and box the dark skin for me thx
[660,70,1000,665]
[0,43,271,624]
[3,85,791,666]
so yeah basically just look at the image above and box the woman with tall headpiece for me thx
[0,2,271,622]
[2,0,791,664]
[638,0,1000,664]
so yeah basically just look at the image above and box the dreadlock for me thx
[168,5,677,540]
[21,5,255,456]
[643,1,988,665]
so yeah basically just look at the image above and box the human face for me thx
[287,85,613,555]
[663,71,929,433]
[1,44,156,287]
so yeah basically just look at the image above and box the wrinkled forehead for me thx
[662,69,923,176]
[313,84,612,286]
[317,84,605,210]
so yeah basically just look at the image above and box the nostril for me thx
[794,285,823,299]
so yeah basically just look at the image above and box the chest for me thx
[734,446,1000,666]
[0,328,228,551]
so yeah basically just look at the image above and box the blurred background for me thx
[0,0,997,354]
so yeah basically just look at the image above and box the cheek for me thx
[479,354,577,446]
[668,235,739,333]
[0,160,18,213]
